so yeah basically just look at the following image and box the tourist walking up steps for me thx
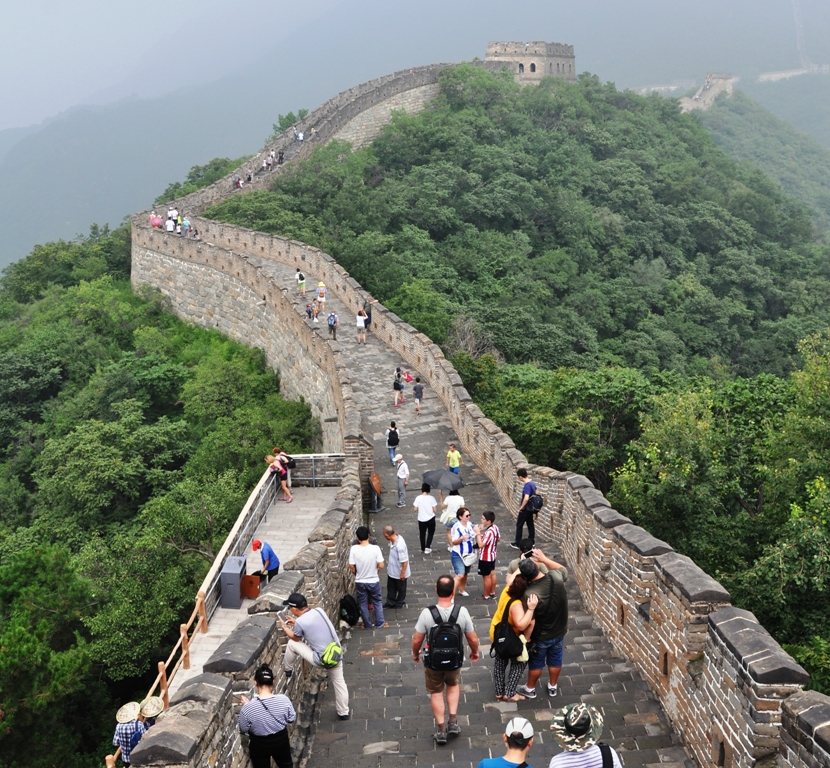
[394,453,409,507]
[411,575,480,746]
[348,526,387,629]
[238,663,296,768]
[279,593,351,720]
[382,524,410,609]
[414,483,438,554]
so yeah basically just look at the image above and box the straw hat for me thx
[116,702,141,723]
[318,282,325,287]
[140,696,164,718]
[550,703,604,751]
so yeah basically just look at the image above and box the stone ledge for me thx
[612,524,674,557]
[170,672,232,707]
[249,572,305,614]
[567,474,594,490]
[203,615,276,673]
[308,503,350,541]
[592,506,632,529]
[578,486,611,510]
[783,690,830,755]
[655,552,731,604]
[710,607,810,685]
[130,711,206,766]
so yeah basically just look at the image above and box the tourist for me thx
[413,377,424,415]
[238,663,295,768]
[440,489,465,551]
[327,310,339,340]
[356,306,368,345]
[477,718,535,768]
[266,452,292,503]
[446,443,463,474]
[450,507,476,597]
[252,539,280,582]
[411,575,480,746]
[112,702,145,767]
[548,703,623,768]
[279,593,350,720]
[385,421,400,465]
[413,483,438,554]
[295,268,306,297]
[490,571,537,702]
[348,525,386,629]
[382,524,410,609]
[475,511,500,599]
[393,367,405,407]
[394,453,409,508]
[511,468,537,548]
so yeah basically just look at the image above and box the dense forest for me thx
[208,66,830,687]
[0,225,317,766]
[700,90,830,233]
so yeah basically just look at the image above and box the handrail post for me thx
[158,661,169,709]
[180,624,190,670]
[197,590,208,633]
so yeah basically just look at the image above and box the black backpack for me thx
[387,429,399,446]
[298,271,305,281]
[528,493,544,514]
[424,605,464,671]
[490,598,524,660]
[282,455,297,469]
[339,594,359,626]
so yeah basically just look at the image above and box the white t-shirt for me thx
[348,543,383,583]
[165,219,175,232]
[413,494,438,522]
[357,314,365,328]
[548,745,623,768]
[441,495,465,524]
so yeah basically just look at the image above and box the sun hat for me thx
[252,539,262,551]
[550,703,604,751]
[283,592,308,609]
[116,702,141,723]
[394,453,403,462]
[505,716,534,745]
[139,696,164,718]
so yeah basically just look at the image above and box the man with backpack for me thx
[511,468,542,548]
[411,575,480,745]
[278,593,351,720]
[327,310,339,340]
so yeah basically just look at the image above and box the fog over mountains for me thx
[2,0,830,267]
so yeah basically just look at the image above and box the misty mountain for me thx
[2,0,829,267]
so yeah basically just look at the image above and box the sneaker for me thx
[509,542,520,549]
[434,730,448,745]
[447,721,461,736]
[424,548,432,554]
[284,669,293,679]
[517,685,537,699]
[396,503,406,508]
[483,595,493,600]
[459,591,470,597]
[338,713,351,721]
[548,684,559,697]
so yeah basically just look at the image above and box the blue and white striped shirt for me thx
[238,694,296,736]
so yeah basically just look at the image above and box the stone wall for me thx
[130,56,830,768]
[131,484,361,768]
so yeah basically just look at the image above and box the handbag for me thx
[461,550,478,567]
[490,598,524,659]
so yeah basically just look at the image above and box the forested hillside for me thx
[0,226,317,766]
[700,90,830,233]
[208,66,830,688]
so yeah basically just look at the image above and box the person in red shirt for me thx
[475,511,500,599]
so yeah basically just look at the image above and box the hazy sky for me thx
[4,0,830,132]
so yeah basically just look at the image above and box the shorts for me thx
[424,667,460,694]
[451,552,471,576]
[477,559,495,576]
[448,466,460,474]
[414,397,421,404]
[528,636,564,670]
[444,519,455,530]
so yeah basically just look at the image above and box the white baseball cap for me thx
[505,717,534,742]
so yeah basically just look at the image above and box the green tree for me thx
[154,156,251,204]
[268,109,309,140]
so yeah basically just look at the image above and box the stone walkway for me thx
[168,486,339,697]
[245,258,692,768]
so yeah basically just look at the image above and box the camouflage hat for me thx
[550,703,603,751]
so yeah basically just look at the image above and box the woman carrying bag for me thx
[489,575,538,702]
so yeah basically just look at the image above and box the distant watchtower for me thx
[486,41,577,83]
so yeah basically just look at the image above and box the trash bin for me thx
[220,556,247,609]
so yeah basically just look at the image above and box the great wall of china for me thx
[123,48,830,768]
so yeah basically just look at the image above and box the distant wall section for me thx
[486,40,577,82]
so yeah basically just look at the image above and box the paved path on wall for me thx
[168,486,339,697]
[243,258,693,768]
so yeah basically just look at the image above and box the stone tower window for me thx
[518,63,524,74]
[530,63,536,72]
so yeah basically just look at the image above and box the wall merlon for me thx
[612,524,674,557]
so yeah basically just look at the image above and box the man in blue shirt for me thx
[112,701,146,766]
[253,539,280,583]
[511,469,537,548]
[477,717,535,768]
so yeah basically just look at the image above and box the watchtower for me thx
[486,41,577,83]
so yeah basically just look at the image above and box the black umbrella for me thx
[422,469,465,492]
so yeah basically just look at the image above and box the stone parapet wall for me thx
[131,485,361,768]
[780,691,830,768]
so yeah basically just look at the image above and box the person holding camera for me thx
[238,663,296,768]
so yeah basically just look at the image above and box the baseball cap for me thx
[283,593,308,609]
[394,453,403,462]
[505,717,534,745]
[252,539,262,551]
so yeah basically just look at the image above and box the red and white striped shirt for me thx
[479,524,500,562]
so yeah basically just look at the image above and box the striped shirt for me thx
[451,520,476,556]
[479,524,500,562]
[548,745,623,768]
[238,694,296,736]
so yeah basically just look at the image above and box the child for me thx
[446,444,463,474]
[305,304,313,321]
